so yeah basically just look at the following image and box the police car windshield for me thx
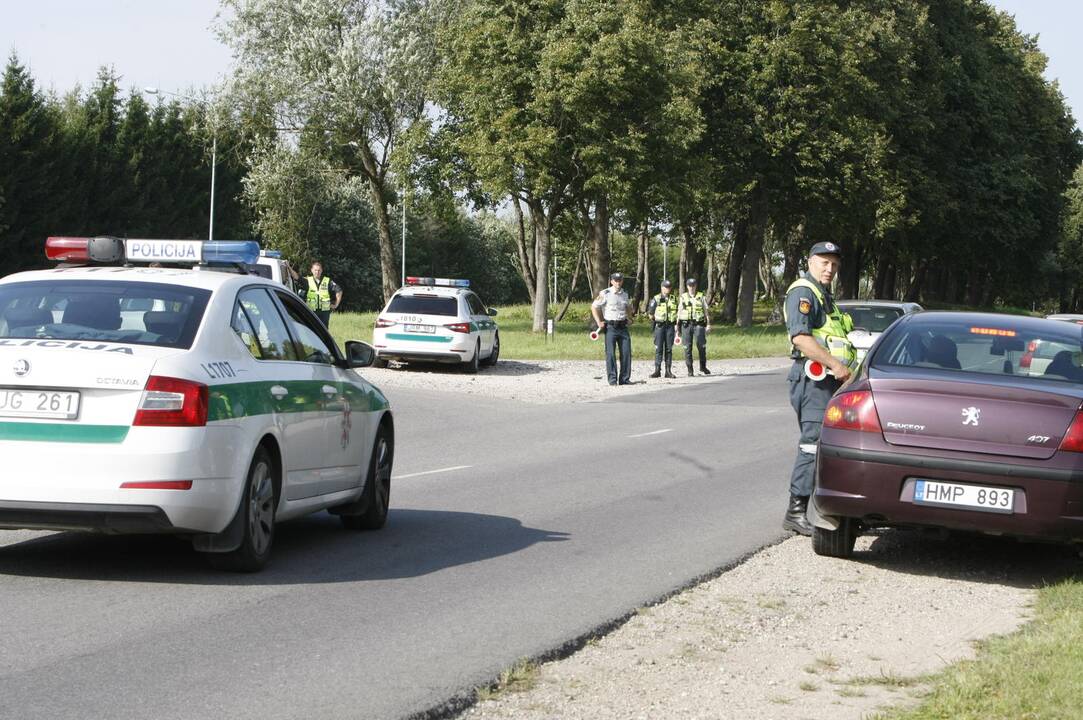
[0,280,211,349]
[387,294,458,316]
[874,319,1083,382]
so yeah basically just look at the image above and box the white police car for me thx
[0,236,393,571]
[373,277,499,372]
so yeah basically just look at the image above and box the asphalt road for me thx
[0,369,796,720]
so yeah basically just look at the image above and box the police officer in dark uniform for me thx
[677,278,712,376]
[646,279,678,379]
[591,272,633,386]
[783,242,855,535]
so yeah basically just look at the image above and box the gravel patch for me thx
[361,358,793,404]
[459,530,1078,720]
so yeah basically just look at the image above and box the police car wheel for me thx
[811,517,857,559]
[483,332,500,367]
[463,341,480,374]
[210,447,277,572]
[341,426,393,531]
[373,356,389,369]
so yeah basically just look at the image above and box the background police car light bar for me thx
[405,277,470,287]
[201,240,261,265]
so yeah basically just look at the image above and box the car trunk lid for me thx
[870,376,1079,460]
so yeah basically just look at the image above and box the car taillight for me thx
[1059,410,1083,452]
[445,322,472,333]
[375,317,396,328]
[823,390,882,433]
[133,376,208,427]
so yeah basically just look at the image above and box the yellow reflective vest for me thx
[305,276,334,311]
[783,278,856,368]
[677,291,706,322]
[652,293,679,323]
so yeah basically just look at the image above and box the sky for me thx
[0,0,1080,126]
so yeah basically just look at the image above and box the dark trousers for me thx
[787,362,841,497]
[605,324,632,384]
[314,310,331,328]
[681,323,707,367]
[653,323,675,368]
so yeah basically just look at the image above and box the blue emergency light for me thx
[260,249,283,259]
[201,241,261,265]
[45,237,262,267]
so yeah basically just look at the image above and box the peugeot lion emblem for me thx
[13,359,30,377]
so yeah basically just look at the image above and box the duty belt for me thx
[607,319,628,327]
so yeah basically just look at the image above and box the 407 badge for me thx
[798,297,812,315]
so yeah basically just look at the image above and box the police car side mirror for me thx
[487,308,498,317]
[344,341,376,368]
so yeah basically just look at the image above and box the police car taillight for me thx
[444,322,472,333]
[46,236,125,263]
[375,317,396,329]
[133,376,209,427]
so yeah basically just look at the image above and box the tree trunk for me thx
[723,219,748,324]
[705,251,717,305]
[527,199,552,333]
[873,252,891,298]
[512,197,536,306]
[633,223,648,314]
[839,242,862,300]
[588,195,611,295]
[365,175,399,302]
[678,227,689,290]
[738,202,766,327]
[557,239,586,321]
[904,260,927,302]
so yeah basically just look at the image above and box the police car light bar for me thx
[405,276,470,288]
[124,239,261,266]
[260,249,283,258]
[45,236,125,263]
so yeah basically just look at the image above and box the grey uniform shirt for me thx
[593,288,630,321]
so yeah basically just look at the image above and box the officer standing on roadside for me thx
[591,272,633,386]
[677,278,712,376]
[782,242,856,535]
[646,279,678,379]
[290,261,343,328]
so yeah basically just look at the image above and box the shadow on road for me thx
[850,528,1082,589]
[379,359,548,376]
[0,509,569,586]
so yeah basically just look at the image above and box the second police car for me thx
[372,277,499,372]
[0,236,393,571]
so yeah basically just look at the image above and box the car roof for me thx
[0,266,276,293]
[898,310,1080,333]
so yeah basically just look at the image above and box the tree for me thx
[220,0,443,302]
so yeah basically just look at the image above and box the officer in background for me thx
[291,261,343,327]
[646,279,678,379]
[782,241,855,535]
[591,272,633,386]
[677,278,712,376]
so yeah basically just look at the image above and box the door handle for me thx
[270,385,289,400]
[321,384,339,397]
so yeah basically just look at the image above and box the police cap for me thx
[660,279,672,288]
[686,278,697,286]
[809,241,842,258]
[610,272,624,281]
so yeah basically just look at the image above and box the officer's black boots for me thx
[686,362,694,377]
[783,495,813,536]
[664,363,676,379]
[649,367,662,379]
[700,365,711,375]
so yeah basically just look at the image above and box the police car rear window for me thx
[386,295,458,316]
[0,280,211,349]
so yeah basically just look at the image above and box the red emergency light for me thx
[45,236,125,263]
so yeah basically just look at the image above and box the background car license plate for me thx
[0,388,81,419]
[404,324,435,333]
[912,479,1014,513]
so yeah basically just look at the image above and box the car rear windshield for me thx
[873,319,1083,383]
[386,294,459,316]
[841,306,904,333]
[0,280,211,349]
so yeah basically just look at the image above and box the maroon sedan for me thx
[810,312,1083,558]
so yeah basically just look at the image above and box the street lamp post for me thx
[145,87,217,240]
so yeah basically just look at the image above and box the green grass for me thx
[327,302,789,361]
[873,578,1083,720]
[475,659,539,702]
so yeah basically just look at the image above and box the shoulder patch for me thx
[798,298,812,315]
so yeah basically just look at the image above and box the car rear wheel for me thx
[483,332,500,367]
[372,356,389,369]
[463,341,480,374]
[341,425,393,530]
[210,447,276,572]
[812,517,857,559]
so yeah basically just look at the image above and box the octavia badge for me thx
[13,359,30,377]
[962,406,981,427]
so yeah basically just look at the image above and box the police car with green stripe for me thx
[0,237,393,571]
[373,277,499,372]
